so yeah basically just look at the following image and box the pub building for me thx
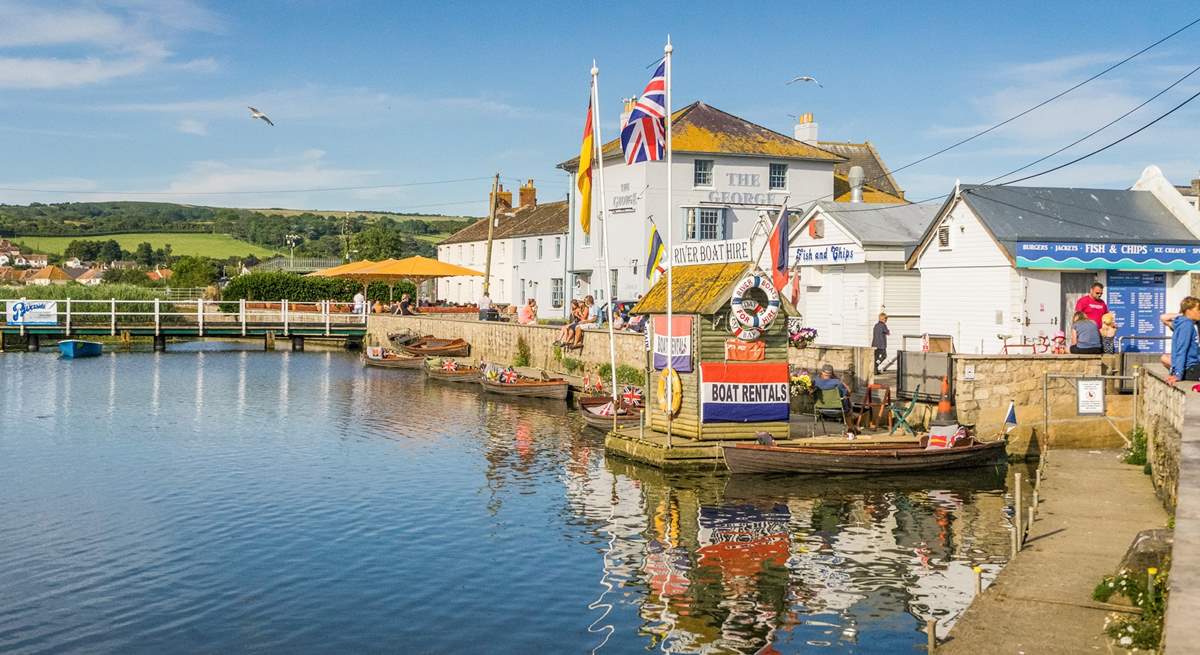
[906,166,1200,354]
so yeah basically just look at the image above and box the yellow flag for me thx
[577,99,594,235]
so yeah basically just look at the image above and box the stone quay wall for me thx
[1138,367,1188,511]
[367,315,644,374]
[788,345,876,389]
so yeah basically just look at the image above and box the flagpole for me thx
[591,63,620,421]
[664,37,674,449]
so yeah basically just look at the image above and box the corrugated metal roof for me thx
[960,185,1196,256]
[818,141,903,197]
[439,200,568,245]
[558,102,845,171]
[814,201,940,254]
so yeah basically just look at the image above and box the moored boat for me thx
[361,346,424,369]
[479,374,569,400]
[722,436,1007,475]
[424,359,481,382]
[577,395,642,429]
[58,340,103,359]
[402,336,470,358]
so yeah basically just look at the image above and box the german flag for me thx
[576,98,594,235]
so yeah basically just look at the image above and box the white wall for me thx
[437,233,567,319]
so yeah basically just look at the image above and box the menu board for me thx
[1106,271,1166,353]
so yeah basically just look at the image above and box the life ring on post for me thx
[657,367,682,417]
[730,273,780,336]
[730,323,761,341]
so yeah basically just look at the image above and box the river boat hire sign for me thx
[653,316,693,372]
[7,300,57,326]
[670,238,751,267]
[700,362,789,423]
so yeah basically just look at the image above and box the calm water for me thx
[0,349,1014,654]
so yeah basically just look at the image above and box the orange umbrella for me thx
[346,256,483,283]
[307,260,377,277]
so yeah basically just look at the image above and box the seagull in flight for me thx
[247,106,274,126]
[786,75,822,88]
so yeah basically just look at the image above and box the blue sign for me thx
[1016,241,1200,271]
[1106,272,1166,353]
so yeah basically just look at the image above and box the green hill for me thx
[17,233,281,258]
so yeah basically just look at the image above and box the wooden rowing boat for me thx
[58,339,103,359]
[361,348,425,369]
[424,364,481,382]
[479,376,569,400]
[401,336,470,358]
[722,437,1007,475]
[577,395,642,429]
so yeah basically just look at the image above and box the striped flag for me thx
[1004,400,1018,434]
[646,221,665,280]
[577,96,595,235]
[769,206,789,293]
[620,61,666,165]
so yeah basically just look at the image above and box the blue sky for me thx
[0,0,1197,215]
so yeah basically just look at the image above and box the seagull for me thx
[786,75,822,88]
[247,106,274,126]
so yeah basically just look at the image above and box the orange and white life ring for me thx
[656,367,682,417]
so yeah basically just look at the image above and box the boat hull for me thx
[425,367,480,383]
[58,340,103,358]
[402,337,470,358]
[577,396,642,429]
[362,353,425,369]
[723,439,1007,475]
[479,377,569,400]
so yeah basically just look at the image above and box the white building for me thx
[558,102,850,304]
[790,201,939,347]
[437,181,570,320]
[908,166,1200,354]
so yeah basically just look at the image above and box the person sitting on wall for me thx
[555,300,582,345]
[813,364,851,413]
[1051,330,1068,355]
[398,293,417,316]
[568,296,599,348]
[1069,311,1103,354]
[1167,296,1200,384]
[516,298,537,325]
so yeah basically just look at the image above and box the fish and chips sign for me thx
[7,300,58,326]
[700,362,789,423]
[670,238,751,267]
[653,316,693,372]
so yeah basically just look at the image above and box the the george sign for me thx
[700,361,789,423]
[653,315,693,372]
[1016,241,1200,271]
[670,238,751,267]
[1107,271,1167,353]
[1076,378,1105,415]
[792,243,865,266]
[6,300,57,326]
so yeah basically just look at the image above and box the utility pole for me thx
[482,173,499,297]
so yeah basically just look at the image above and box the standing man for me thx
[1075,282,1108,328]
[352,290,365,315]
[872,312,890,374]
[478,291,493,321]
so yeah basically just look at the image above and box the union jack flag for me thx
[500,369,518,384]
[621,385,643,407]
[442,360,458,372]
[620,62,666,165]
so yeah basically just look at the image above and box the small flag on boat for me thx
[500,369,518,384]
[442,360,458,372]
[1004,400,1018,434]
[621,385,643,407]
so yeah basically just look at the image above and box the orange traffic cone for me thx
[931,375,958,426]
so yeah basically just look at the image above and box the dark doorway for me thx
[1061,272,1098,327]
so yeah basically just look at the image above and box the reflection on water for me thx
[0,350,1012,654]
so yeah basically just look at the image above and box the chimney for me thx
[490,183,513,212]
[793,112,818,144]
[519,179,537,208]
[848,165,865,203]
[620,97,636,129]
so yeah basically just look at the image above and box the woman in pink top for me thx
[516,298,537,325]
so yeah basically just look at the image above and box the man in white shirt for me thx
[352,291,365,315]
[478,292,494,321]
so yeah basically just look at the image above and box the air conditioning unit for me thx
[808,219,824,239]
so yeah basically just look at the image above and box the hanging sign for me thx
[1016,241,1200,271]
[7,300,57,326]
[652,315,693,372]
[670,239,751,267]
[1076,378,1105,415]
[700,362,790,423]
[792,243,864,266]
[724,339,765,361]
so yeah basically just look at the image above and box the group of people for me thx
[554,296,599,348]
[1067,282,1116,354]
[353,291,419,316]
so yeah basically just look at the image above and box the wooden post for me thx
[1028,507,1035,538]
[482,173,499,297]
[925,619,937,652]
[1014,472,1024,548]
[973,566,982,596]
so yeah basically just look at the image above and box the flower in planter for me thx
[789,326,818,348]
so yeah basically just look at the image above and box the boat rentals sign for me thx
[7,300,57,326]
[670,238,751,267]
[700,362,789,423]
[653,316,693,372]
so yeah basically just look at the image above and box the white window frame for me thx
[520,239,528,261]
[694,159,714,187]
[769,163,787,190]
[554,236,562,260]
[685,206,725,241]
[537,238,543,261]
[551,278,564,308]
[937,224,951,250]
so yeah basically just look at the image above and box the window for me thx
[769,163,787,190]
[694,159,714,187]
[521,239,528,260]
[551,278,564,308]
[937,224,951,250]
[537,238,543,260]
[469,244,475,263]
[610,270,618,301]
[457,245,463,261]
[519,279,525,302]
[554,237,562,259]
[686,207,724,240]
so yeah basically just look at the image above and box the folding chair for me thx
[812,386,848,435]
[889,384,921,436]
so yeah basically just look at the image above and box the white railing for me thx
[3,298,367,337]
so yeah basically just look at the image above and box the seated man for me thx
[570,295,599,348]
[812,364,851,413]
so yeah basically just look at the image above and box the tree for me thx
[99,239,123,263]
[171,256,218,288]
[134,242,154,267]
[103,267,152,285]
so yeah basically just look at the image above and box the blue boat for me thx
[58,340,103,359]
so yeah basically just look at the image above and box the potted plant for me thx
[789,326,818,349]
[790,368,815,414]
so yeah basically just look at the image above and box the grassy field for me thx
[17,233,282,258]
[249,208,478,223]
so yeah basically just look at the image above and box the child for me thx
[1100,312,1117,354]
[1051,330,1067,355]
[1167,296,1200,384]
